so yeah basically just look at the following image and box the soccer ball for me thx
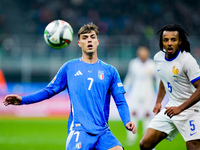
[44,20,73,49]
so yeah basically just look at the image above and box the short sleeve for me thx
[184,53,200,83]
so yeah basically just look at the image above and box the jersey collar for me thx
[165,48,181,61]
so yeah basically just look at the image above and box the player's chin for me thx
[85,50,95,56]
[87,51,94,56]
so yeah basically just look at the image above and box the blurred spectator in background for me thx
[123,46,158,145]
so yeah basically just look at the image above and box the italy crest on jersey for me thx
[98,70,104,80]
[76,142,81,149]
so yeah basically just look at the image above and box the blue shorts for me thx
[66,128,122,150]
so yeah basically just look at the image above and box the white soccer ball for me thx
[44,20,73,49]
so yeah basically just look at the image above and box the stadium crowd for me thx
[1,0,200,38]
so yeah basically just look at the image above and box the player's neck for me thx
[82,53,98,64]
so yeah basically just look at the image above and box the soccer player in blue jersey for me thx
[3,22,136,150]
[139,24,200,150]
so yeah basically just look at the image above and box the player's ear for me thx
[77,41,81,47]
[97,39,99,46]
[179,38,182,45]
[179,40,182,45]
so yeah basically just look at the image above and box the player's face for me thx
[78,30,99,55]
[137,48,149,62]
[162,31,182,59]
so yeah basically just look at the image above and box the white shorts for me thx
[148,108,200,142]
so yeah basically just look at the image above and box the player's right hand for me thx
[153,103,162,115]
[3,94,22,106]
[126,121,137,134]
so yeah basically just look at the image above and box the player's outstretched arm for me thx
[3,94,22,106]
[126,121,136,134]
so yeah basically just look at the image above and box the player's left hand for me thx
[126,121,136,134]
[164,106,182,118]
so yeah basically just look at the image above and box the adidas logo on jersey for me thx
[74,70,83,76]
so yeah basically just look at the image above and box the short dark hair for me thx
[157,24,190,53]
[78,22,99,39]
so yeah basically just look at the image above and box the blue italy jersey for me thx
[53,58,126,134]
[22,58,129,134]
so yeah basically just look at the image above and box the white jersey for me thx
[124,58,158,113]
[154,50,200,110]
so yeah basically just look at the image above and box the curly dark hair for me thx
[157,24,190,53]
